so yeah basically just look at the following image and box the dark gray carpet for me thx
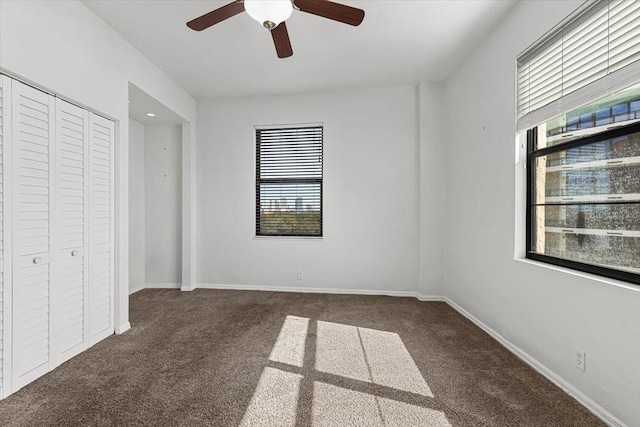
[0,289,604,426]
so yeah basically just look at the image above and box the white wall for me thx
[128,119,145,291]
[0,0,197,331]
[197,86,438,293]
[443,1,640,425]
[145,125,182,285]
[418,82,446,297]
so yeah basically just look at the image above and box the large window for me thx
[519,0,640,284]
[255,125,323,237]
[526,87,640,284]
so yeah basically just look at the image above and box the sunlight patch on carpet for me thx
[316,320,433,397]
[312,382,382,425]
[240,367,301,427]
[269,315,309,368]
[312,383,450,427]
[359,326,433,397]
[242,316,450,426]
[315,320,370,382]
[378,395,452,426]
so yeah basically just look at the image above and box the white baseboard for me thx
[144,282,181,289]
[131,282,444,300]
[416,293,446,302]
[115,322,131,334]
[196,283,432,299]
[443,297,626,427]
[129,283,182,295]
[129,283,146,295]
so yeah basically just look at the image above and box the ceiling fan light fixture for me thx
[244,0,293,29]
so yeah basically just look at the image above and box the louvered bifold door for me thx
[0,76,5,396]
[0,75,12,398]
[88,113,114,345]
[11,80,54,391]
[52,99,88,366]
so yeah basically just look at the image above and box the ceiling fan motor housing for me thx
[244,0,293,29]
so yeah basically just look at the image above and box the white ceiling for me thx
[83,0,517,100]
[128,83,184,125]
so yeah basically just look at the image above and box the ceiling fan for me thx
[186,0,365,59]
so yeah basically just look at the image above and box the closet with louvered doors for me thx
[0,75,115,396]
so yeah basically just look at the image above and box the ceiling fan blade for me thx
[271,22,293,59]
[186,1,244,31]
[294,0,364,26]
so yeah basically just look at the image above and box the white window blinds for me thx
[255,125,323,237]
[517,0,640,131]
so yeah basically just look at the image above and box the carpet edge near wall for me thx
[442,298,624,427]
[125,283,624,427]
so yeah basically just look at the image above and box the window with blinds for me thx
[256,125,323,237]
[521,0,640,285]
[517,0,640,128]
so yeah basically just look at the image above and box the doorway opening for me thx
[128,83,185,294]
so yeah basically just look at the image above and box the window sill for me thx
[514,257,640,294]
[253,236,323,241]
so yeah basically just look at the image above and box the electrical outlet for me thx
[575,351,586,372]
[297,271,303,280]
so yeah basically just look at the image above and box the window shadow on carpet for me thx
[240,315,452,426]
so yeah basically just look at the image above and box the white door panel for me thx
[11,80,53,391]
[88,114,113,346]
[0,74,6,396]
[52,98,88,366]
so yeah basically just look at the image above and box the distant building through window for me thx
[526,86,640,284]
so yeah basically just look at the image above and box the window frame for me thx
[525,121,640,285]
[255,124,324,238]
